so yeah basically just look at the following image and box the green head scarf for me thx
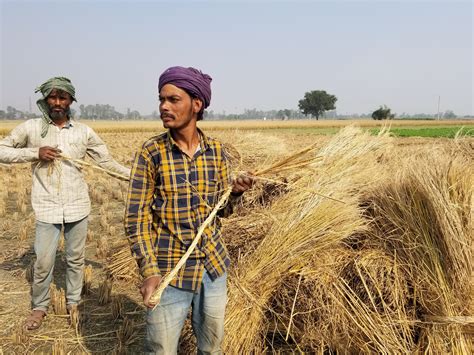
[35,76,77,138]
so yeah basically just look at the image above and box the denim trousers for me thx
[145,271,227,355]
[32,217,88,312]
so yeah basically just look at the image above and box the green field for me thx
[370,126,474,138]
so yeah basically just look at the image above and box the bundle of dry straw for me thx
[233,136,472,353]
[356,145,473,353]
[223,126,391,352]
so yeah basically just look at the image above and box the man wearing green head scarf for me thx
[0,76,131,330]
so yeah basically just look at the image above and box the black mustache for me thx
[161,113,175,119]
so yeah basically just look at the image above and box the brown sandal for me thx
[24,310,46,330]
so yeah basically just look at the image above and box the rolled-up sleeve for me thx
[124,147,161,279]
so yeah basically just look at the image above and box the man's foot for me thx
[24,310,46,330]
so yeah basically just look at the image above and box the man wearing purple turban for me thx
[125,66,253,354]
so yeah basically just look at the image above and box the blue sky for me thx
[1,0,472,116]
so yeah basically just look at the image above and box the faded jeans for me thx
[32,217,88,312]
[145,271,227,355]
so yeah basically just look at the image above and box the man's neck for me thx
[170,124,200,157]
[51,116,69,128]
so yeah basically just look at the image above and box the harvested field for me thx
[0,120,472,353]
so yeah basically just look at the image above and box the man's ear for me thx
[192,98,203,115]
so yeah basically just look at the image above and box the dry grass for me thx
[224,126,392,352]
[221,135,472,353]
[357,145,473,353]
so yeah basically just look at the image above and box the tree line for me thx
[1,92,466,120]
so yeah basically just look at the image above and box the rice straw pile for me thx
[222,134,472,353]
[223,126,391,352]
[356,144,473,353]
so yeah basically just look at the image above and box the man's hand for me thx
[140,275,162,308]
[232,173,254,196]
[39,146,62,161]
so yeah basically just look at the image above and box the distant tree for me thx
[0,110,5,119]
[371,105,395,120]
[79,104,86,118]
[443,110,456,119]
[298,90,337,119]
[6,106,19,119]
[129,110,141,120]
[78,103,124,119]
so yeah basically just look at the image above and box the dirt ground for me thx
[0,130,470,353]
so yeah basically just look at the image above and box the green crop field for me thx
[370,126,474,138]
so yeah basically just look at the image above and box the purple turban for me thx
[158,66,212,109]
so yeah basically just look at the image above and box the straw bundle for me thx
[111,295,125,320]
[106,242,139,281]
[69,306,81,331]
[223,127,391,352]
[98,278,113,305]
[222,212,275,261]
[52,338,66,355]
[116,317,138,352]
[50,284,67,315]
[271,247,416,353]
[11,323,28,344]
[245,140,472,353]
[360,147,473,352]
[86,230,94,243]
[18,225,28,242]
[96,236,109,259]
[82,265,93,295]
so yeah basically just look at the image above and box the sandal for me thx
[24,310,46,330]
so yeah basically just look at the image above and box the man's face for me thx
[47,89,72,121]
[159,84,202,130]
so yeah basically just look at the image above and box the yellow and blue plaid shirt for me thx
[125,129,234,291]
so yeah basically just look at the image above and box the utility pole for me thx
[437,96,440,120]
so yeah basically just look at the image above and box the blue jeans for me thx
[145,271,227,355]
[32,217,88,312]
